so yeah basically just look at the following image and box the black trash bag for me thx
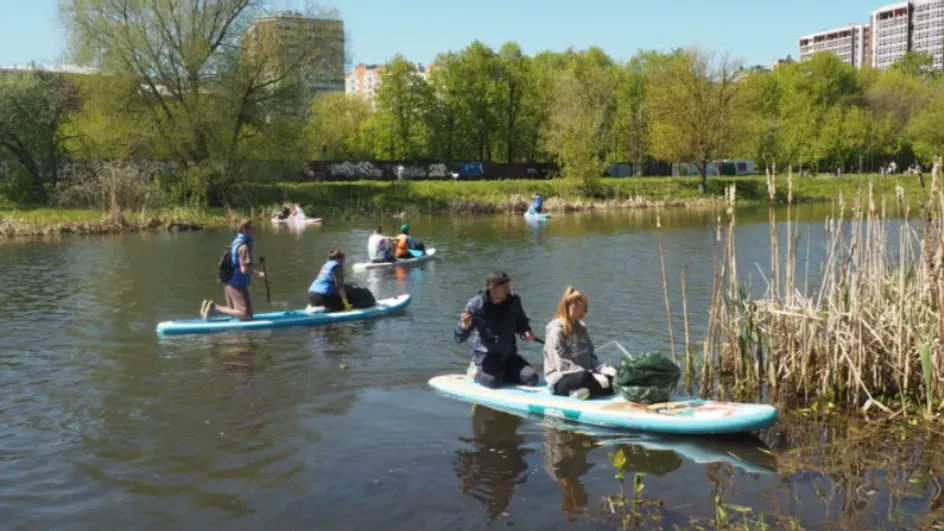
[344,282,377,309]
[612,352,681,404]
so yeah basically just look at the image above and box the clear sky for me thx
[0,0,884,69]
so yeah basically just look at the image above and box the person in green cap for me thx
[394,223,425,258]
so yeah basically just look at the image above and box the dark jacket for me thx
[454,291,532,361]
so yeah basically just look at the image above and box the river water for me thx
[1,205,941,530]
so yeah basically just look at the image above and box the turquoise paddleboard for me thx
[524,212,551,221]
[156,294,411,335]
[352,248,437,272]
[428,374,779,435]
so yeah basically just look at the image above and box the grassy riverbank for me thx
[0,173,929,238]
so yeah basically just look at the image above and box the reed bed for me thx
[694,163,944,418]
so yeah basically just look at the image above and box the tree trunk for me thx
[699,159,708,194]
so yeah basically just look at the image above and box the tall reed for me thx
[701,167,943,415]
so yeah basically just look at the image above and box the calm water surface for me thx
[1,205,941,530]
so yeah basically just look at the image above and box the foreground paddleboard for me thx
[524,212,551,221]
[429,374,779,435]
[352,248,437,272]
[156,294,411,335]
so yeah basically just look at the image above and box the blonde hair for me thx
[553,286,588,337]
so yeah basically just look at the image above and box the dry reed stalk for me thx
[699,176,944,414]
[681,266,692,382]
[658,240,677,362]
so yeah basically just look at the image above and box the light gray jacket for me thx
[543,317,605,386]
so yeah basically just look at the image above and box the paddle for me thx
[259,255,272,307]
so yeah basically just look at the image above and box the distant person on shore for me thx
[455,271,539,388]
[527,193,544,214]
[201,220,265,321]
[543,286,617,399]
[307,249,351,313]
[394,224,425,258]
[368,227,396,263]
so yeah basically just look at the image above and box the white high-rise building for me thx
[871,2,914,69]
[910,0,944,70]
[799,24,871,67]
[798,0,944,70]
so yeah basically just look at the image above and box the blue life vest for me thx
[309,259,340,295]
[229,233,253,288]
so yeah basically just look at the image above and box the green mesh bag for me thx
[612,352,681,404]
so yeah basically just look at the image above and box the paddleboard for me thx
[428,374,779,435]
[524,212,551,221]
[352,248,437,272]
[271,217,322,225]
[156,294,411,335]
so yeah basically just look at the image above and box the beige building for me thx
[245,13,345,93]
[344,62,433,105]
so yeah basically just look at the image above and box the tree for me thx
[0,68,80,203]
[543,48,618,194]
[370,55,432,159]
[60,0,344,203]
[908,81,944,163]
[306,92,372,160]
[890,51,935,78]
[494,42,536,163]
[610,57,649,174]
[647,49,748,193]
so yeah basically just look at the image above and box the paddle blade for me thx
[408,249,424,258]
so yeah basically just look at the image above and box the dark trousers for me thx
[473,353,539,388]
[308,292,344,312]
[552,371,614,398]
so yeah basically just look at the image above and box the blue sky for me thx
[0,0,882,69]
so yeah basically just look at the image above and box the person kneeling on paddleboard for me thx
[528,193,544,214]
[307,249,352,313]
[455,270,539,388]
[201,220,266,321]
[543,287,617,399]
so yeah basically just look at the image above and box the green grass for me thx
[233,173,928,213]
[0,173,929,236]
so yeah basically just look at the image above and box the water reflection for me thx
[542,428,594,520]
[453,405,533,522]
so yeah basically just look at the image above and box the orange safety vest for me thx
[395,234,410,256]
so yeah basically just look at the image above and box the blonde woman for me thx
[543,287,617,399]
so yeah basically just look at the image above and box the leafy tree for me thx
[647,49,748,192]
[0,68,80,203]
[543,48,618,194]
[908,80,944,163]
[369,55,432,159]
[60,0,343,203]
[306,92,372,159]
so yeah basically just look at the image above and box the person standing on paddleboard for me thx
[455,270,539,388]
[201,220,266,321]
[543,287,617,399]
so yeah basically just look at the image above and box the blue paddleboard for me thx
[156,294,411,335]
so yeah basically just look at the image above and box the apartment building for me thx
[799,24,871,67]
[871,2,914,68]
[245,13,345,93]
[344,62,433,105]
[911,0,944,69]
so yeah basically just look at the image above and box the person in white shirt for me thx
[367,227,395,263]
[291,203,306,219]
